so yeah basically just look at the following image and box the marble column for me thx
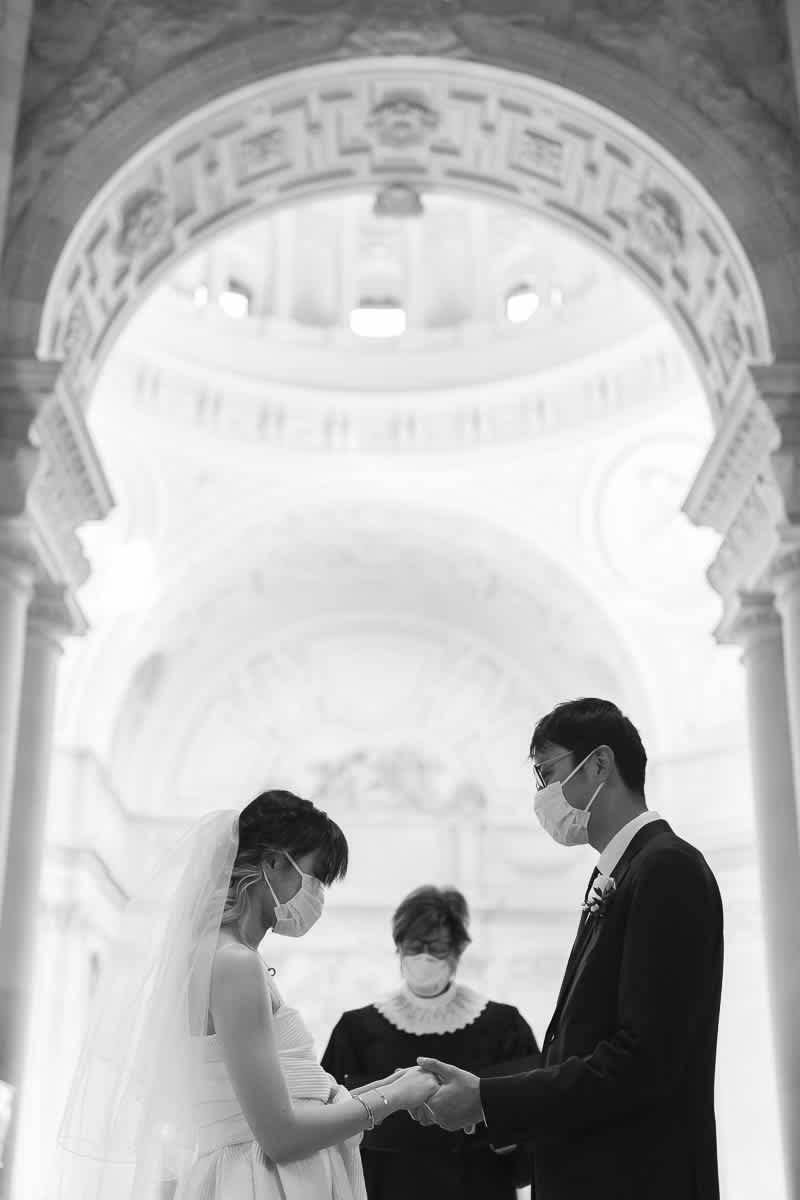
[0,358,59,906]
[772,541,800,822]
[0,583,71,1199]
[732,591,800,1200]
[0,526,37,912]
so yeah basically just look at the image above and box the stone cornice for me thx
[705,475,782,603]
[682,374,778,535]
[26,382,115,593]
[752,362,800,525]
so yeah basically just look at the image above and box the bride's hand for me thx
[384,1066,438,1111]
[349,1068,408,1098]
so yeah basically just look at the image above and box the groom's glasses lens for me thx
[532,750,573,791]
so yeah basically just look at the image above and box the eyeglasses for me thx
[401,939,453,958]
[532,749,574,791]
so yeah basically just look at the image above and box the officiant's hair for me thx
[223,790,348,926]
[391,886,472,957]
[531,698,647,794]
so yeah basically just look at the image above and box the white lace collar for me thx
[374,982,489,1035]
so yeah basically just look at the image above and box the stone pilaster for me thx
[728,591,800,1200]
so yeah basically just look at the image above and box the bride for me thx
[52,790,437,1199]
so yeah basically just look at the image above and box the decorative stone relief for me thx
[373,181,424,217]
[10,0,799,240]
[631,186,685,261]
[33,61,768,430]
[115,188,170,258]
[26,383,114,594]
[705,475,781,603]
[366,91,441,148]
[682,378,779,537]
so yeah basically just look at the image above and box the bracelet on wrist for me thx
[371,1088,390,1124]
[355,1094,376,1131]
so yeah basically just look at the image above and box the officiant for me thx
[321,885,539,1200]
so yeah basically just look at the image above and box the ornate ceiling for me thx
[105,189,694,456]
[55,190,741,823]
[157,192,656,386]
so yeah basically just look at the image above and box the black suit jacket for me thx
[480,820,724,1200]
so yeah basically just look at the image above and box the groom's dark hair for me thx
[531,698,647,794]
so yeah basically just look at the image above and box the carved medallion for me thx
[116,188,170,258]
[632,186,685,260]
[367,90,441,148]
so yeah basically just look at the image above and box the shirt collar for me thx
[596,810,662,878]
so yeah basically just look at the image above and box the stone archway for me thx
[0,13,799,1199]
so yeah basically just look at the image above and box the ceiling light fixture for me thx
[506,284,540,323]
[349,300,407,339]
[219,282,251,319]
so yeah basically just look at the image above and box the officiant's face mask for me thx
[401,954,453,997]
[262,851,325,937]
[533,748,605,847]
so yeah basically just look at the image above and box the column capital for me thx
[27,582,81,647]
[716,589,782,650]
[770,528,800,602]
[0,520,39,595]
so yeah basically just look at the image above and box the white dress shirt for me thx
[595,809,663,878]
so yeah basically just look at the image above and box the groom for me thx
[412,698,724,1200]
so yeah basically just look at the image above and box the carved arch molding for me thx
[2,7,799,618]
[4,54,782,422]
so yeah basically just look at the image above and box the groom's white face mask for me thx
[534,748,605,847]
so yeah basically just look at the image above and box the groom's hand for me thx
[411,1057,484,1132]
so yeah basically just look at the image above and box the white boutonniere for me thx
[582,872,616,920]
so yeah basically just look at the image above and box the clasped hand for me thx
[355,1058,483,1133]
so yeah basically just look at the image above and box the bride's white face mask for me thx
[262,851,325,937]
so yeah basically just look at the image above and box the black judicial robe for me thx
[322,987,540,1200]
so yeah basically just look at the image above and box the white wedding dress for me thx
[176,970,366,1200]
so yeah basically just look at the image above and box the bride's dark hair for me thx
[222,789,348,926]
